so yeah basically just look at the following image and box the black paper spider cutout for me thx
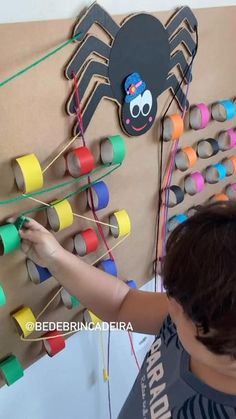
[65,3,198,137]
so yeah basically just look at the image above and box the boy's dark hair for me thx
[163,201,236,359]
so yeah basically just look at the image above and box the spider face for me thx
[121,89,157,136]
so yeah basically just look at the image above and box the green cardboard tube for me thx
[0,285,6,306]
[15,216,30,230]
[71,295,80,308]
[0,355,24,386]
[101,135,126,165]
[0,224,21,255]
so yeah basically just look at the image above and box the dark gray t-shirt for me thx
[118,316,236,418]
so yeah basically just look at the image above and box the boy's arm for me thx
[18,218,168,335]
[117,289,168,334]
[49,248,169,335]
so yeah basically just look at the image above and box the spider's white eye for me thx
[130,95,142,119]
[141,90,153,116]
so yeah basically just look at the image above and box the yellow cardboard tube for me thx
[47,199,74,232]
[12,306,36,337]
[109,209,131,238]
[13,154,43,193]
[84,310,102,325]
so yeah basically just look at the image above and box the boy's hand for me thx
[12,217,64,268]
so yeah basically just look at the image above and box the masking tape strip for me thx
[66,146,95,177]
[211,100,236,122]
[0,285,6,306]
[26,259,52,284]
[13,153,44,193]
[217,128,236,151]
[197,138,219,158]
[189,103,210,130]
[184,171,205,195]
[74,228,99,256]
[109,210,131,238]
[162,114,184,141]
[168,214,188,233]
[87,181,109,211]
[205,163,227,184]
[101,135,126,165]
[210,193,229,202]
[166,185,184,208]
[225,183,236,200]
[222,156,236,176]
[175,146,197,171]
[43,330,66,357]
[12,306,36,337]
[60,288,80,309]
[0,355,24,386]
[98,259,117,277]
[0,224,21,255]
[47,199,74,232]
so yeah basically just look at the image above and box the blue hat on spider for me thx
[124,72,146,104]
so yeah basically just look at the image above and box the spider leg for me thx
[73,83,114,135]
[166,6,198,36]
[166,73,189,111]
[67,61,109,115]
[73,3,120,41]
[170,50,192,83]
[169,28,196,56]
[65,36,111,79]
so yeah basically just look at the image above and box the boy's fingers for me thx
[19,217,46,232]
[21,239,31,255]
[6,216,45,232]
[19,228,41,243]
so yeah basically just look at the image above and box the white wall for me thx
[1,0,236,23]
[0,329,154,419]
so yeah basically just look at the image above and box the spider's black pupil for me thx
[133,105,140,117]
[143,104,150,114]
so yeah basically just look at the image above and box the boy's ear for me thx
[168,297,184,319]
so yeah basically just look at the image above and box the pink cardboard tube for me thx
[197,103,211,129]
[227,128,236,148]
[190,171,205,192]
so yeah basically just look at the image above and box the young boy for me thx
[18,202,236,418]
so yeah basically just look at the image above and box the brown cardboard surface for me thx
[0,6,236,380]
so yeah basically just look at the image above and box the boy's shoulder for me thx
[119,314,236,419]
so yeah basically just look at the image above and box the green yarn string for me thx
[0,163,118,205]
[20,163,121,216]
[0,32,82,88]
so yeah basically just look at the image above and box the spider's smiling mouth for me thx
[131,123,147,132]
